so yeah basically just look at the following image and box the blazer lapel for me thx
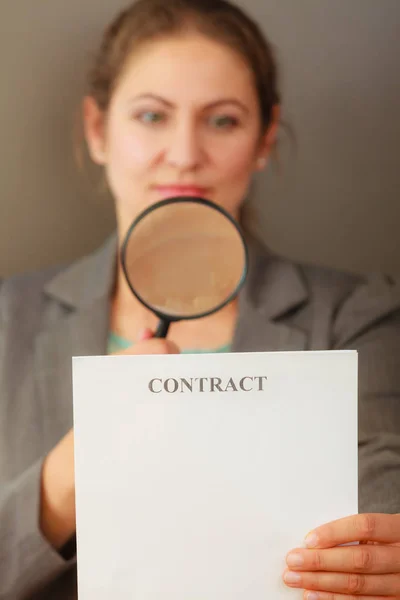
[232,298,307,353]
[33,235,117,449]
[232,235,308,353]
[34,297,110,450]
[333,274,400,347]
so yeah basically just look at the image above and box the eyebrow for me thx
[129,93,249,114]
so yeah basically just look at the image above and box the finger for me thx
[286,544,400,574]
[137,328,154,341]
[304,514,400,548]
[283,568,400,596]
[303,591,395,600]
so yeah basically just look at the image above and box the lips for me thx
[153,185,210,199]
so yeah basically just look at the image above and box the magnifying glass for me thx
[120,197,248,338]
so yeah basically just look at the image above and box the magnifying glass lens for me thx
[121,198,248,336]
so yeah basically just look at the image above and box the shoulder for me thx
[0,263,67,338]
[248,232,363,306]
[0,233,117,344]
[286,253,400,342]
[0,264,66,310]
[251,232,400,346]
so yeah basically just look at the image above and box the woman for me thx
[1,0,399,598]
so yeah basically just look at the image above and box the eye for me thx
[136,111,165,125]
[208,115,239,130]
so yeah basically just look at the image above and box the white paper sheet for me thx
[72,350,358,599]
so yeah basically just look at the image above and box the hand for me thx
[283,513,400,599]
[40,328,179,549]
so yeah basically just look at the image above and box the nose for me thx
[166,118,203,170]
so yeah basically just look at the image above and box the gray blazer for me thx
[1,233,400,600]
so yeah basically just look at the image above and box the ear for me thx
[82,96,107,165]
[255,104,281,172]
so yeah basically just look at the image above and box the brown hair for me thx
[86,0,281,132]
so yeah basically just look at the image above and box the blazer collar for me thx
[44,234,118,309]
[240,234,308,320]
[44,232,308,321]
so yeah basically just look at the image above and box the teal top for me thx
[108,331,232,355]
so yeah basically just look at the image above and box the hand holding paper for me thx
[283,513,400,598]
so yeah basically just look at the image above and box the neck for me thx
[110,260,238,350]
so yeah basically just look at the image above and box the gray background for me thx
[0,0,399,278]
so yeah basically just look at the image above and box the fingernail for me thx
[306,593,319,600]
[304,531,319,548]
[137,328,153,341]
[286,552,304,567]
[283,571,301,584]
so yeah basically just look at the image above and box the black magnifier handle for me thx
[154,318,171,339]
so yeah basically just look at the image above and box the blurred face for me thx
[84,33,277,236]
